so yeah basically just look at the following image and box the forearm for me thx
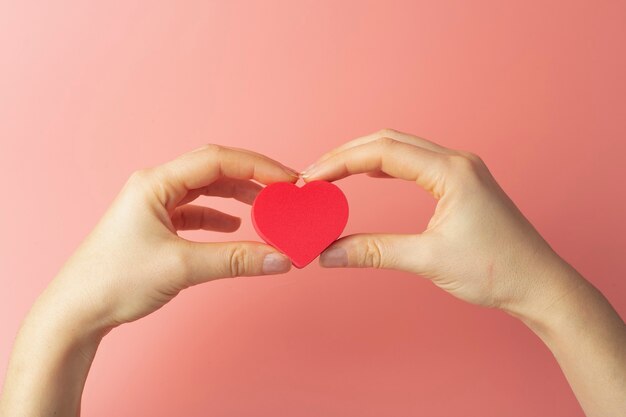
[0,283,108,417]
[511,262,626,417]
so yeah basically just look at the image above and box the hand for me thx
[302,129,626,417]
[41,145,298,333]
[0,144,299,416]
[302,129,573,315]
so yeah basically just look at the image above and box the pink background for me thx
[1,1,625,415]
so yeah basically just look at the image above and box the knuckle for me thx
[464,151,485,166]
[376,136,398,148]
[196,143,221,154]
[127,168,152,186]
[227,245,249,277]
[149,167,179,207]
[203,143,222,155]
[361,238,386,269]
[377,128,399,137]
[124,168,155,196]
[448,153,484,177]
[180,144,221,165]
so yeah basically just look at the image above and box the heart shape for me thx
[251,180,349,268]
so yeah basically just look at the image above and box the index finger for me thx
[314,128,452,166]
[302,138,448,198]
[151,145,299,209]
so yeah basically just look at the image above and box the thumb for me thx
[183,241,292,284]
[319,233,427,273]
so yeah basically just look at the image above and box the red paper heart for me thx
[251,180,349,268]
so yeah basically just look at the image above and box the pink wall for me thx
[1,1,625,415]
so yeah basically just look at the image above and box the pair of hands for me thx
[45,128,573,337]
[4,129,625,417]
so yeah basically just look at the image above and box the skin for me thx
[1,131,625,416]
[0,145,297,416]
[303,129,626,417]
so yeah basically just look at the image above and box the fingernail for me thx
[301,163,318,178]
[320,246,348,267]
[262,252,291,274]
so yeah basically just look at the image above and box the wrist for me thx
[31,277,115,350]
[502,257,589,337]
[503,259,626,416]
[0,280,110,416]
